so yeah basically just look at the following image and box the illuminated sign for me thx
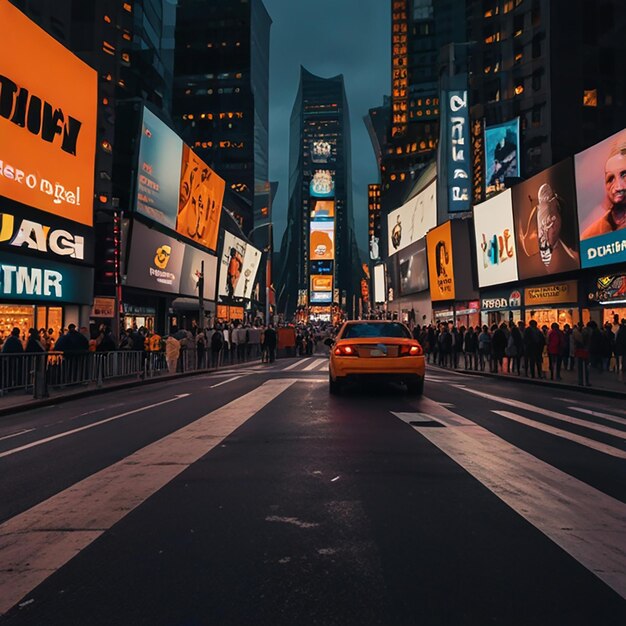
[311,140,333,164]
[480,289,523,311]
[589,274,626,303]
[310,199,335,219]
[374,263,386,303]
[0,1,97,226]
[368,183,381,261]
[427,222,455,301]
[310,170,335,198]
[218,231,261,300]
[311,275,332,292]
[485,118,520,198]
[0,251,93,303]
[309,220,335,260]
[398,238,428,295]
[179,245,218,301]
[443,89,471,212]
[472,119,484,203]
[310,260,333,275]
[391,0,409,137]
[310,291,332,303]
[92,296,116,318]
[525,281,578,306]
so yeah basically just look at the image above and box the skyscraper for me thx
[277,68,358,320]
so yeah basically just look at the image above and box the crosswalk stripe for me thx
[0,379,298,615]
[283,358,311,371]
[455,386,626,440]
[568,406,626,427]
[392,399,626,599]
[492,410,626,459]
[303,358,327,371]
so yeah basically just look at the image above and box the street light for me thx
[247,222,273,325]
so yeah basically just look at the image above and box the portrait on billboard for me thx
[512,159,580,280]
[575,128,626,268]
[309,221,335,260]
[426,222,455,301]
[485,118,520,197]
[177,145,224,253]
[179,246,218,301]
[218,231,261,301]
[135,107,183,230]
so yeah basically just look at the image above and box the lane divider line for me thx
[210,376,242,388]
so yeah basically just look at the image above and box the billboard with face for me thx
[179,245,218,301]
[0,1,97,226]
[309,220,335,260]
[512,158,580,279]
[473,189,519,287]
[218,231,261,300]
[485,118,520,198]
[575,128,626,268]
[387,180,437,255]
[427,222,455,301]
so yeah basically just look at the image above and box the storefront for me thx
[454,301,481,329]
[479,287,523,328]
[585,273,626,326]
[523,280,580,328]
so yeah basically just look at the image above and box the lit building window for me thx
[122,2,132,13]
[583,89,598,107]
[102,41,115,55]
[515,84,524,95]
[104,15,112,23]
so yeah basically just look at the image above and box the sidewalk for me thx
[429,359,626,398]
[0,359,264,418]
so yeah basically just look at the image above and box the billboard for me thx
[473,189,519,287]
[179,245,218,301]
[398,238,428,296]
[387,179,437,255]
[310,291,332,303]
[373,263,386,304]
[427,222,455,301]
[310,260,333,275]
[310,220,335,260]
[311,275,333,292]
[311,140,333,164]
[310,170,335,198]
[125,221,185,294]
[135,107,224,252]
[512,159,580,279]
[485,118,520,198]
[575,128,626,268]
[0,1,97,226]
[218,231,261,300]
[310,199,335,219]
[177,144,224,253]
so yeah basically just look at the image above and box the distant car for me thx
[328,320,425,395]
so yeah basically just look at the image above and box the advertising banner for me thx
[373,263,386,304]
[485,118,520,198]
[587,274,626,304]
[309,170,335,198]
[310,260,333,276]
[0,203,94,265]
[387,179,437,255]
[92,296,116,318]
[311,275,333,292]
[512,159,580,279]
[575,128,626,268]
[179,245,218,301]
[309,220,335,260]
[177,144,224,253]
[473,189,519,288]
[310,291,332,303]
[310,199,335,219]
[218,231,261,301]
[136,107,183,230]
[398,238,428,296]
[427,222,455,301]
[0,1,97,226]
[125,221,185,294]
[524,280,578,306]
[480,288,523,312]
[0,251,93,304]
[311,140,334,164]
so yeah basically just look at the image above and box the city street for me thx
[0,357,624,625]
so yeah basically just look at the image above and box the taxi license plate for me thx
[370,349,386,357]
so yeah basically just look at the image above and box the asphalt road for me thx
[0,357,624,625]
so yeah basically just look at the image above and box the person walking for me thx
[573,322,591,386]
[463,326,475,370]
[165,332,180,375]
[210,324,224,368]
[547,322,564,380]
[196,328,207,369]
[478,325,491,372]
[264,324,277,363]
[492,323,507,373]
[507,321,522,374]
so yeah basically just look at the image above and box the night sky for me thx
[262,0,390,254]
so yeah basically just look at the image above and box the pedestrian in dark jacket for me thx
[264,324,277,363]
[2,328,24,353]
[616,319,626,374]
[523,320,544,378]
[491,323,507,373]
[507,321,523,374]
[25,328,45,353]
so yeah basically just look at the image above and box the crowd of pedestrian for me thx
[412,316,626,387]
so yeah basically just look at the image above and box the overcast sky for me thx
[263,0,390,254]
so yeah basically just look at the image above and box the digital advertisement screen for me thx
[398,238,428,296]
[427,222,455,301]
[310,199,335,219]
[179,245,218,301]
[575,128,626,268]
[309,170,335,198]
[311,140,334,164]
[373,264,386,304]
[387,180,437,255]
[473,189,519,288]
[310,260,333,275]
[310,291,332,303]
[309,220,335,260]
[177,144,224,253]
[485,118,520,198]
[310,275,333,292]
[512,158,580,279]
[0,1,97,226]
[218,231,261,301]
[125,221,185,294]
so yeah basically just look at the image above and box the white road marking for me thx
[568,406,626,427]
[392,399,626,599]
[0,395,191,460]
[283,358,312,371]
[0,379,297,615]
[210,376,242,388]
[455,386,626,440]
[0,429,35,443]
[265,515,319,529]
[304,358,327,371]
[315,361,329,371]
[492,410,626,459]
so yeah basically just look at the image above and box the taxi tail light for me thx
[334,344,358,356]
[399,343,423,357]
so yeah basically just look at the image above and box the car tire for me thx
[329,374,343,395]
[406,376,424,396]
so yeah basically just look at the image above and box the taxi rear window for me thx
[342,323,410,339]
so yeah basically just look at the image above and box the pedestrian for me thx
[25,328,45,353]
[507,321,522,374]
[165,332,180,375]
[601,323,615,372]
[463,326,475,370]
[523,320,544,379]
[211,324,224,367]
[54,323,89,383]
[547,322,564,380]
[588,321,603,372]
[196,328,207,369]
[95,324,116,352]
[264,323,277,363]
[492,323,507,373]
[573,322,591,386]
[478,325,491,371]
[2,327,24,353]
[615,318,626,376]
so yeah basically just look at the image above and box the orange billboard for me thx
[177,144,224,252]
[0,0,97,226]
[311,275,333,292]
[427,221,455,301]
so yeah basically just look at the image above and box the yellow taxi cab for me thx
[329,320,425,395]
